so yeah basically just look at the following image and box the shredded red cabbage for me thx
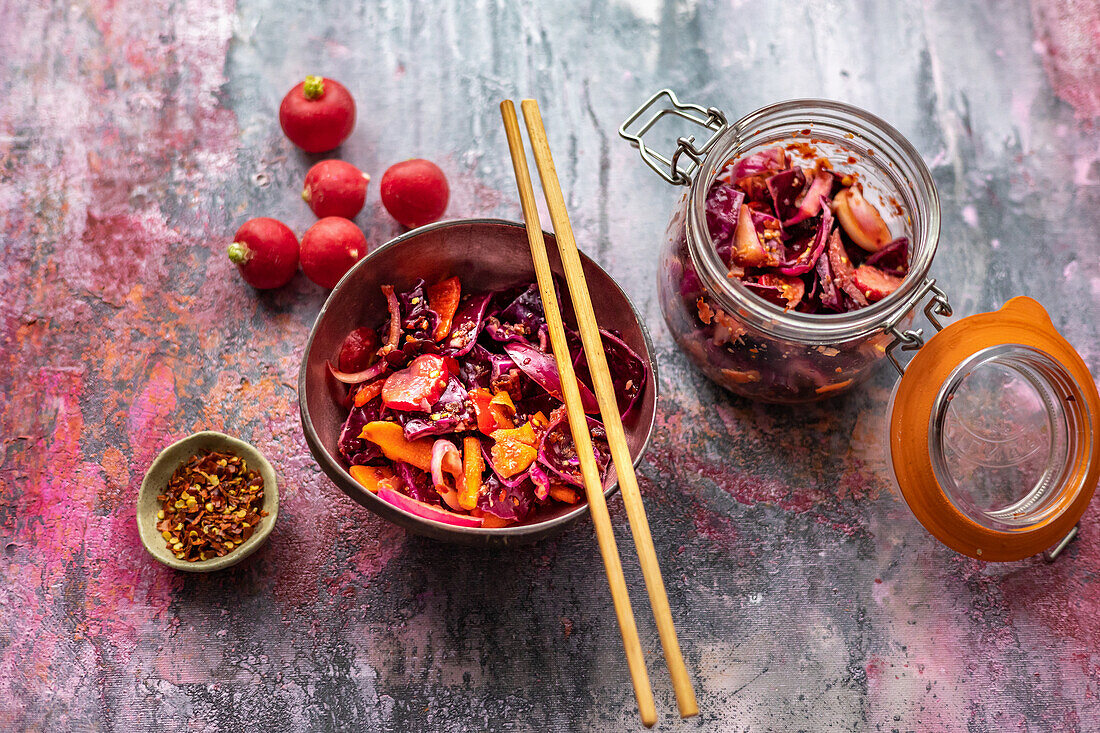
[703,145,910,314]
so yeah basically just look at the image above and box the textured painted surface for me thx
[1,0,1098,730]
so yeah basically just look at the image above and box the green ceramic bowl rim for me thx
[136,430,279,572]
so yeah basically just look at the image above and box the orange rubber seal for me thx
[890,297,1100,561]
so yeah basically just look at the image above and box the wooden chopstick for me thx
[500,100,658,729]
[519,98,699,720]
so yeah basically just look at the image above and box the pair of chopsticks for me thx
[500,99,698,727]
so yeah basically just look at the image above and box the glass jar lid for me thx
[889,297,1099,561]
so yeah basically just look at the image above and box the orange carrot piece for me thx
[481,514,515,528]
[488,390,516,412]
[490,438,537,478]
[349,465,396,493]
[426,276,461,341]
[359,421,434,472]
[353,378,385,407]
[460,436,483,510]
[490,421,537,447]
[549,485,580,504]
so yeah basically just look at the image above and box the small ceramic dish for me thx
[299,218,658,546]
[136,430,279,572]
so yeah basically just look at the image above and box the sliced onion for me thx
[327,359,389,385]
[376,487,482,527]
[381,284,402,350]
[430,438,462,488]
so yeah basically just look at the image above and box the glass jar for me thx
[624,91,940,403]
[620,90,1100,562]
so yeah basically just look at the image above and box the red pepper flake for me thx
[696,296,714,325]
[785,141,817,158]
[155,449,267,562]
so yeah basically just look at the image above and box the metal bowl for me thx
[298,219,658,546]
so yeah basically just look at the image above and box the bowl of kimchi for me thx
[298,219,658,545]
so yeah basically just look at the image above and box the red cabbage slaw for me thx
[661,143,917,401]
[333,277,649,528]
[706,145,911,313]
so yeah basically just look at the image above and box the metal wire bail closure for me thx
[884,280,954,376]
[618,89,728,186]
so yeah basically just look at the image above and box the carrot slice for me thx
[490,421,537,447]
[488,390,516,427]
[359,421,434,472]
[349,465,396,493]
[426,276,461,341]
[353,378,386,407]
[460,436,483,511]
[549,485,580,504]
[481,514,515,528]
[490,438,537,478]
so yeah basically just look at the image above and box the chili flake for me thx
[155,449,267,562]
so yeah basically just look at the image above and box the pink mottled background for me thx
[1,0,1098,730]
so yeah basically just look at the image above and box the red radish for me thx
[382,354,449,411]
[300,217,367,288]
[302,160,370,218]
[226,217,299,289]
[380,159,449,228]
[338,326,380,373]
[853,264,903,301]
[279,76,356,153]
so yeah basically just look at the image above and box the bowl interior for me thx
[299,219,657,541]
[136,431,279,572]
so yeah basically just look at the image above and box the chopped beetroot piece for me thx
[705,184,745,265]
[853,265,904,301]
[766,168,807,223]
[827,229,869,307]
[731,147,788,178]
[777,197,832,276]
[783,171,833,227]
[815,247,842,311]
[865,237,910,277]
